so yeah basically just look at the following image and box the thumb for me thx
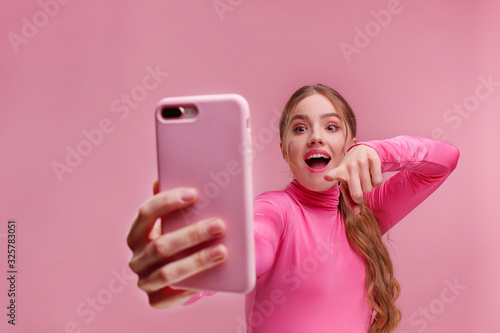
[153,179,159,195]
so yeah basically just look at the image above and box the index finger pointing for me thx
[324,167,347,183]
[127,188,197,252]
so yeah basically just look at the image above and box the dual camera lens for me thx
[161,106,197,119]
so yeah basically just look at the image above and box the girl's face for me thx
[281,93,356,192]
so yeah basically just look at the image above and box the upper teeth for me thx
[306,154,330,160]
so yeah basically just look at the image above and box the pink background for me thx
[1,0,499,332]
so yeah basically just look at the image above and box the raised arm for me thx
[353,136,460,234]
[253,193,289,277]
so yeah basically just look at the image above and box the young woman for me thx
[127,84,460,332]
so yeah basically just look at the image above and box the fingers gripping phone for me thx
[155,94,255,293]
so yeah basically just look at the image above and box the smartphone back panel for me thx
[155,94,255,293]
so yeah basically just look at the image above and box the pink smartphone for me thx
[155,94,255,293]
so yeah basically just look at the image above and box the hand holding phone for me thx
[127,185,229,308]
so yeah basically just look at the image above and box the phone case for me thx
[155,94,255,293]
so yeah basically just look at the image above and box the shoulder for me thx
[255,190,293,207]
[254,190,297,236]
[254,190,297,216]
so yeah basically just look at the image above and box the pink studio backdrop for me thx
[1,0,499,332]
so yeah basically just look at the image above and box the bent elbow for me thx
[447,144,460,172]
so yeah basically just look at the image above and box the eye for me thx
[326,124,340,131]
[293,125,306,133]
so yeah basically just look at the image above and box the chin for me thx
[300,178,337,192]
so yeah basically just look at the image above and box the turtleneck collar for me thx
[285,179,340,211]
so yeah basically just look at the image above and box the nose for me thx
[307,128,325,146]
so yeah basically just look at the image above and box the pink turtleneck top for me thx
[189,135,460,333]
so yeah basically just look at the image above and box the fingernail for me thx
[210,245,225,262]
[180,189,196,203]
[206,219,224,237]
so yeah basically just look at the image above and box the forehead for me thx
[292,93,340,118]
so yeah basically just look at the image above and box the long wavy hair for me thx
[279,84,401,333]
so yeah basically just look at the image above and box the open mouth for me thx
[305,150,331,171]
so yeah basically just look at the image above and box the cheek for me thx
[286,139,302,163]
[330,143,346,167]
[331,155,344,168]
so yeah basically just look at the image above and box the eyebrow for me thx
[291,113,341,121]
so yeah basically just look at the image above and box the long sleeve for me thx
[350,136,460,234]
[253,192,289,277]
